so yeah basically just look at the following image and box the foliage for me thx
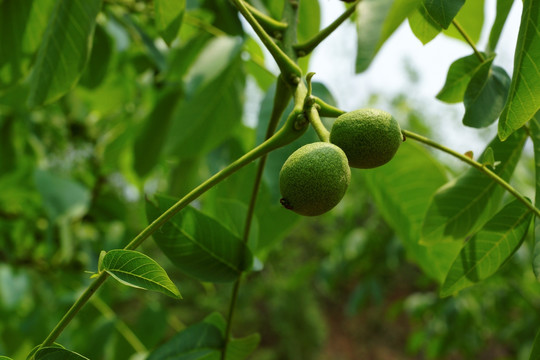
[0,0,539,359]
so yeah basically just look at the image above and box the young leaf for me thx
[146,195,253,283]
[356,0,421,72]
[34,347,89,360]
[498,0,540,140]
[487,0,515,53]
[363,141,462,283]
[27,0,102,107]
[530,113,540,279]
[421,129,527,244]
[530,327,540,360]
[408,5,441,45]
[436,53,486,104]
[146,322,223,360]
[421,0,466,29]
[440,199,533,297]
[463,59,511,128]
[99,249,182,299]
[155,0,186,46]
[133,87,183,177]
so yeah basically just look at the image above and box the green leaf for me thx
[243,37,275,92]
[487,0,514,53]
[164,36,246,159]
[147,322,223,360]
[498,0,540,140]
[0,356,13,360]
[297,0,320,43]
[133,87,183,177]
[363,141,461,283]
[443,0,484,44]
[421,0,465,29]
[408,4,441,44]
[155,0,186,46]
[356,0,420,72]
[146,195,253,283]
[34,347,89,360]
[226,333,260,360]
[436,53,486,104]
[99,249,182,299]
[34,169,91,222]
[27,0,102,107]
[421,129,527,244]
[440,199,533,297]
[530,327,540,360]
[463,59,511,128]
[0,0,56,89]
[530,112,540,280]
[79,24,113,89]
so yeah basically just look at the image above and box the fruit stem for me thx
[402,129,540,219]
[452,19,485,63]
[307,106,330,142]
[293,0,361,57]
[231,0,302,84]
[244,2,288,33]
[313,96,346,117]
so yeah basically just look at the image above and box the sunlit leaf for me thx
[297,0,320,43]
[34,347,89,360]
[440,199,532,297]
[463,59,511,128]
[0,0,56,89]
[487,0,515,53]
[27,0,102,107]
[356,0,420,72]
[436,53,486,104]
[498,0,540,140]
[443,0,484,44]
[155,0,186,46]
[146,195,253,283]
[147,322,223,360]
[421,129,527,244]
[408,4,441,44]
[421,0,465,29]
[363,141,461,283]
[99,249,182,299]
[0,356,13,360]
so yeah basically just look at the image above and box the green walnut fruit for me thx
[279,142,351,216]
[330,108,402,169]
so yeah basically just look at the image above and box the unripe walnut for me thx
[330,108,402,169]
[279,142,351,216]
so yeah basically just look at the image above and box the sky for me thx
[243,0,524,156]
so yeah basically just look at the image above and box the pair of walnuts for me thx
[279,108,402,216]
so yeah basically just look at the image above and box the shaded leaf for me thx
[243,37,275,92]
[27,0,102,107]
[0,0,56,89]
[155,0,186,46]
[363,141,462,283]
[408,4,441,44]
[34,347,89,360]
[463,59,511,128]
[421,0,465,29]
[443,0,484,44]
[226,334,260,360]
[530,112,540,280]
[133,87,183,177]
[487,0,515,53]
[421,129,527,244]
[531,327,540,360]
[436,53,486,104]
[356,0,420,72]
[79,24,113,89]
[0,356,13,360]
[147,322,223,360]
[99,249,182,299]
[498,0,540,140]
[440,199,533,297]
[146,195,253,283]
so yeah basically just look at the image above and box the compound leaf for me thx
[421,129,527,244]
[463,59,511,128]
[440,199,532,297]
[146,195,253,283]
[99,249,181,299]
[27,0,102,107]
[498,0,540,140]
[436,53,486,103]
